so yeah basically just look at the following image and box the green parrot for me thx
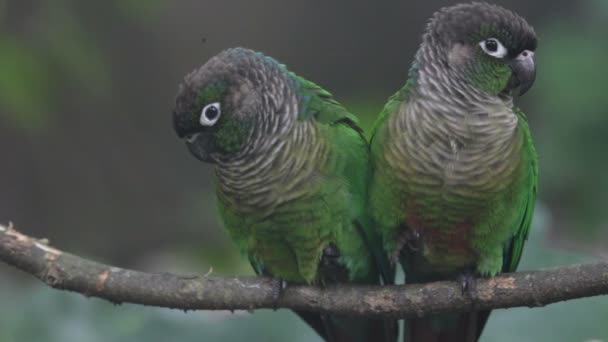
[368,3,538,341]
[172,47,396,342]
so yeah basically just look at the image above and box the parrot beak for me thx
[185,133,215,163]
[509,50,536,96]
[173,110,200,139]
[173,110,216,163]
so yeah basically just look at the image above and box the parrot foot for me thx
[391,229,421,263]
[271,278,287,310]
[320,244,349,283]
[457,270,478,296]
[322,244,340,261]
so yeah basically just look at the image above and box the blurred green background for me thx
[1,1,607,341]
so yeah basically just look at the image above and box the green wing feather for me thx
[294,74,396,284]
[292,74,397,341]
[295,76,363,132]
[370,80,412,146]
[503,107,538,272]
[368,81,414,259]
[477,108,538,340]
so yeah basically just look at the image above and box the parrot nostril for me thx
[518,50,534,60]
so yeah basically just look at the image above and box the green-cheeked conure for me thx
[173,47,396,342]
[368,3,538,341]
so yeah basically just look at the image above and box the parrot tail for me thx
[404,311,490,342]
[295,241,397,342]
[297,311,397,342]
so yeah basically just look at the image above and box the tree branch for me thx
[1,223,607,318]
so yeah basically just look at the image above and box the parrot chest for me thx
[215,127,350,283]
[218,179,347,283]
[385,100,525,274]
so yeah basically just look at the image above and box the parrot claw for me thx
[392,228,422,263]
[271,278,287,310]
[322,245,340,260]
[458,271,478,296]
[320,244,349,282]
[406,231,422,251]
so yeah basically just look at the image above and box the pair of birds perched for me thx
[172,2,538,342]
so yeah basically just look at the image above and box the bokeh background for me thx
[1,1,607,341]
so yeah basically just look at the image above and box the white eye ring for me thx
[200,102,221,126]
[479,38,508,58]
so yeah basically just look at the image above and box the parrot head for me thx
[417,2,537,96]
[172,48,296,163]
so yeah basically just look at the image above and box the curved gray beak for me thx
[185,133,215,163]
[510,50,536,96]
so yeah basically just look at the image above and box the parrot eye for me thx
[200,102,221,126]
[479,38,508,58]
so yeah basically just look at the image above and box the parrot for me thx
[172,47,396,342]
[368,3,538,341]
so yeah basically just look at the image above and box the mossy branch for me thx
[1,223,607,318]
